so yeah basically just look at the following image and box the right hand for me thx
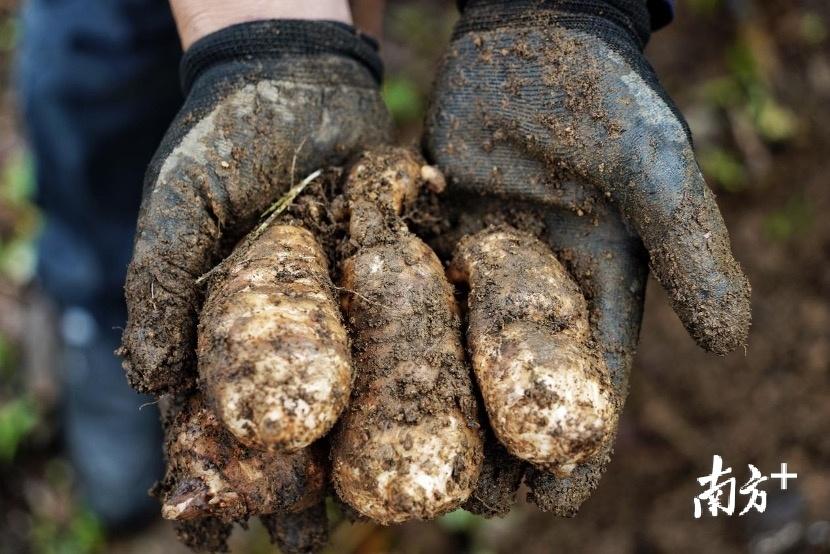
[119,20,391,394]
[424,0,751,515]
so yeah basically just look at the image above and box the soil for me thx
[261,504,329,554]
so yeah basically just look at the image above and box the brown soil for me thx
[261,504,329,554]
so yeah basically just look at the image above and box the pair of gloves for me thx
[120,0,750,515]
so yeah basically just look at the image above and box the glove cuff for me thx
[180,19,383,95]
[455,0,652,50]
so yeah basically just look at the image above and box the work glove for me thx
[119,20,391,394]
[425,0,751,515]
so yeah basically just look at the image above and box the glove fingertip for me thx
[119,329,193,394]
[681,264,751,355]
[638,170,752,356]
[648,202,751,355]
[120,269,198,395]
[525,450,611,517]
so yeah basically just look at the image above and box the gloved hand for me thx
[119,20,391,394]
[425,0,751,515]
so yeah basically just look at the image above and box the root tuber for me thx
[331,147,484,524]
[198,223,351,452]
[448,226,618,475]
[157,394,326,523]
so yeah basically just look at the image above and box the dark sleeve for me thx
[457,1,675,31]
[648,0,674,30]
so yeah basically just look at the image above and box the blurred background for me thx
[0,0,828,552]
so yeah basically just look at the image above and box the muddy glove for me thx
[119,20,391,393]
[425,0,751,515]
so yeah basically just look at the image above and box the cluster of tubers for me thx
[148,147,619,552]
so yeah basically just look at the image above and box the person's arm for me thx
[170,0,353,49]
[351,0,387,39]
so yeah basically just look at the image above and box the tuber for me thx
[197,222,351,452]
[157,394,326,523]
[331,147,484,524]
[448,226,618,475]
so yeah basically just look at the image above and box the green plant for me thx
[686,0,722,16]
[699,147,747,192]
[382,75,424,125]
[0,396,38,463]
[30,507,104,554]
[764,196,813,242]
[1,150,36,204]
[438,509,483,533]
[0,16,18,53]
[800,12,828,45]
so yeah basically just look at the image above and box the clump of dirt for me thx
[261,504,329,554]
[463,433,525,518]
[173,517,233,553]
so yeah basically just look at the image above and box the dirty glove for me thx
[119,20,391,393]
[425,0,751,515]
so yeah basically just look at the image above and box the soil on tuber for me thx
[448,226,619,476]
[197,222,351,452]
[330,147,484,524]
[156,394,326,524]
